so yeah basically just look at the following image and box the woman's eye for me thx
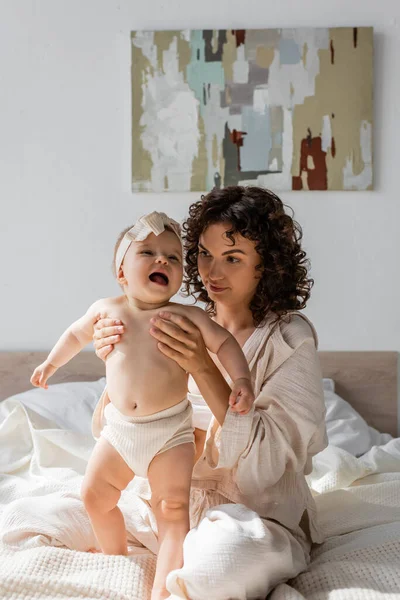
[227,256,239,263]
[198,250,209,257]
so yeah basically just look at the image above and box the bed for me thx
[0,351,399,600]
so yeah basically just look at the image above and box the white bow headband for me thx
[115,211,182,273]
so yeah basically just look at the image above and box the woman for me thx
[93,186,327,600]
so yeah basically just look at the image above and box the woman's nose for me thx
[208,260,224,280]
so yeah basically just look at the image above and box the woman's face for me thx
[197,222,262,309]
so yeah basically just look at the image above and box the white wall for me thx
[0,0,399,351]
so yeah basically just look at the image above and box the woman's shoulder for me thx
[248,312,320,390]
[277,312,319,351]
[251,312,318,361]
[249,311,318,355]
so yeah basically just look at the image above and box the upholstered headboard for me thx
[0,350,398,436]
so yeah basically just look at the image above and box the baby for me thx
[30,211,254,600]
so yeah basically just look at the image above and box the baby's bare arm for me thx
[169,305,251,383]
[31,299,114,389]
[42,300,107,370]
[47,299,108,368]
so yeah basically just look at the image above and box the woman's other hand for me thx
[149,311,211,375]
[93,314,124,362]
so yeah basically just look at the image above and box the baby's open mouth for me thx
[149,272,169,286]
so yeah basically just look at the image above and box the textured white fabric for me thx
[188,382,213,431]
[324,388,393,457]
[0,545,156,600]
[0,397,157,599]
[101,398,194,477]
[2,377,105,433]
[269,439,400,600]
[1,382,400,598]
[166,503,309,600]
[0,395,309,600]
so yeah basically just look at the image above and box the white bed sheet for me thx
[0,383,399,599]
[270,441,400,600]
[0,394,161,600]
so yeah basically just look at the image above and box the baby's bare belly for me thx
[105,348,188,417]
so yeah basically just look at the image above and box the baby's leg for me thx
[81,436,134,555]
[148,442,195,600]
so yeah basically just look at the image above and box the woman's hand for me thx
[149,311,211,374]
[93,314,125,362]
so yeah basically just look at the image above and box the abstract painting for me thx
[131,27,373,192]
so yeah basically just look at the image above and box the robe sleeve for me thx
[205,334,327,495]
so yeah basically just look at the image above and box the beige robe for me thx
[126,311,328,544]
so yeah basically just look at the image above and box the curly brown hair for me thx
[182,186,313,326]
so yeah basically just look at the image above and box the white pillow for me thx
[3,378,106,434]
[322,378,335,393]
[323,381,393,456]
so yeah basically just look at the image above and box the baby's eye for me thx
[141,250,153,256]
[169,255,179,261]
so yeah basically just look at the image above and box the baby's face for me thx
[120,230,183,304]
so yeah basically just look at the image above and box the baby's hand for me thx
[229,378,255,415]
[30,362,57,389]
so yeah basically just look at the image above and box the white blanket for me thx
[1,395,400,600]
[270,441,400,600]
[0,397,158,599]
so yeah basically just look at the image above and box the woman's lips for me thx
[208,283,228,293]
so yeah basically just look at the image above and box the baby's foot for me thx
[150,587,170,600]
